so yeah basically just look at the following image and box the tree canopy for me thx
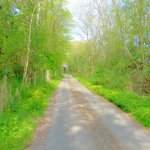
[0,0,72,111]
[68,0,150,94]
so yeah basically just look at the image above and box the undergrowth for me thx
[0,79,61,150]
[75,76,150,127]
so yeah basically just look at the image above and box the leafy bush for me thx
[91,62,131,90]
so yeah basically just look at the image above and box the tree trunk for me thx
[23,6,36,85]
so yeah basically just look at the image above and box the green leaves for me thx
[0,0,72,81]
[68,0,149,95]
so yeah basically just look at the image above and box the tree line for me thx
[68,0,150,95]
[0,0,72,111]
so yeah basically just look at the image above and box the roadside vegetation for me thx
[0,79,60,150]
[76,76,150,127]
[0,0,71,149]
[68,0,150,127]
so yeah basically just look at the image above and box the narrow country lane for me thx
[28,75,150,150]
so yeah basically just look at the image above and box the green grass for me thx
[0,79,61,150]
[75,77,150,127]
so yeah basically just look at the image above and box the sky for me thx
[67,0,82,14]
[67,0,86,41]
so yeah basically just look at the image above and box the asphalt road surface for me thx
[28,75,150,150]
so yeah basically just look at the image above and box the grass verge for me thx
[75,77,150,127]
[0,79,61,150]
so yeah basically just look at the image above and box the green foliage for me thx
[76,77,150,127]
[0,0,71,109]
[0,79,61,150]
[68,0,149,95]
[0,0,71,149]
[91,61,131,90]
[0,0,72,82]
